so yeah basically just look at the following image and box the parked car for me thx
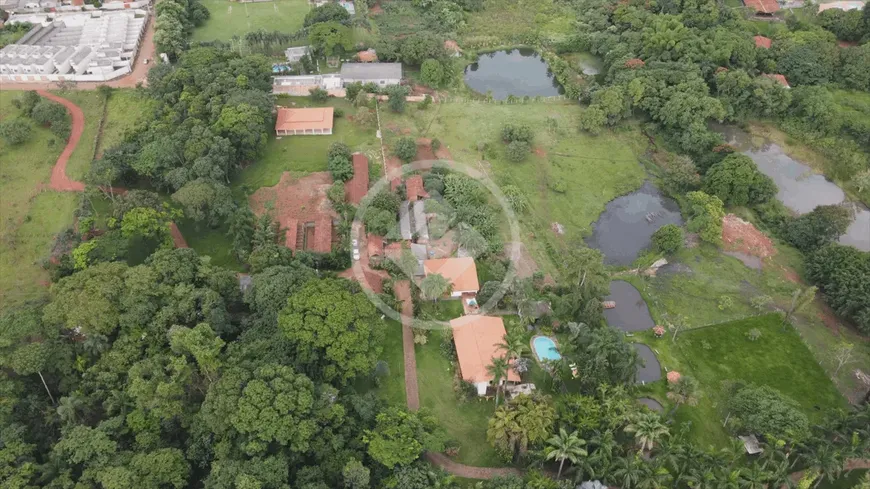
[353,249,360,261]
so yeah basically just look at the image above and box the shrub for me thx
[418,95,432,110]
[578,106,606,135]
[333,107,345,118]
[430,138,440,152]
[686,191,725,244]
[345,82,364,102]
[394,137,417,162]
[502,184,528,213]
[328,142,354,182]
[745,328,762,341]
[501,123,533,144]
[703,154,777,207]
[727,384,809,440]
[651,224,684,254]
[309,86,329,103]
[420,58,445,87]
[750,295,773,311]
[505,140,530,162]
[0,118,32,145]
[354,107,375,127]
[385,85,410,113]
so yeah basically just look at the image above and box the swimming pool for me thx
[532,336,561,362]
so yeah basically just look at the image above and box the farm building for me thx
[405,175,429,201]
[272,74,342,94]
[423,257,480,297]
[274,107,334,136]
[340,62,402,86]
[450,315,521,396]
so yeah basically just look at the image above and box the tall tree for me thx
[486,355,509,409]
[624,411,669,453]
[420,273,452,302]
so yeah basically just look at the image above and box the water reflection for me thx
[716,124,870,251]
[463,49,564,100]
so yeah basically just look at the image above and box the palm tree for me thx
[612,455,647,489]
[496,331,529,362]
[800,442,844,488]
[784,286,817,326]
[420,273,452,302]
[545,428,588,479]
[738,462,771,489]
[56,393,86,425]
[486,356,509,408]
[624,411,669,453]
[666,375,699,417]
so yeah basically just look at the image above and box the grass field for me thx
[635,314,848,448]
[623,241,870,404]
[463,0,575,46]
[97,89,155,158]
[379,101,648,276]
[51,90,107,182]
[0,91,78,310]
[234,97,379,196]
[415,339,505,467]
[191,0,310,43]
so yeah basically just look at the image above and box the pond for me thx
[563,52,604,76]
[603,280,655,332]
[637,397,664,412]
[463,49,563,100]
[633,344,662,384]
[717,125,870,251]
[586,181,684,265]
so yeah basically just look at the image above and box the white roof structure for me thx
[340,62,402,81]
[817,0,864,11]
[0,10,148,81]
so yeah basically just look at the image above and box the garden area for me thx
[191,0,310,43]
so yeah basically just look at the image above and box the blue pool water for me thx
[533,336,561,361]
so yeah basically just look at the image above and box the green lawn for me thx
[375,319,407,408]
[191,0,310,43]
[175,221,243,271]
[51,90,107,182]
[0,91,78,310]
[379,101,647,276]
[419,299,464,321]
[635,314,848,449]
[415,339,506,467]
[234,97,379,196]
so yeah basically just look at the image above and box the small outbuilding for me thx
[340,62,402,87]
[753,35,772,49]
[762,73,790,88]
[275,107,334,136]
[743,0,780,14]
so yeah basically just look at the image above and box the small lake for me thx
[603,280,656,332]
[586,181,684,265]
[717,125,870,251]
[463,49,563,100]
[633,344,662,384]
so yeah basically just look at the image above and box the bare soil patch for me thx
[721,214,775,259]
[248,172,336,230]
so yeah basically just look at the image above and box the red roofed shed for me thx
[346,153,370,204]
[763,73,790,88]
[405,175,429,201]
[743,0,780,14]
[754,35,772,49]
[311,218,333,253]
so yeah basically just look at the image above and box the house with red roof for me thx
[405,175,429,201]
[275,107,334,136]
[743,0,780,14]
[754,35,772,49]
[763,73,790,88]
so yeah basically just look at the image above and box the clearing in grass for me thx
[96,89,156,158]
[49,90,107,182]
[191,0,310,43]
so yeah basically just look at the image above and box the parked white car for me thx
[352,249,360,261]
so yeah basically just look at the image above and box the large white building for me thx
[0,10,148,83]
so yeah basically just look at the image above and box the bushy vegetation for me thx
[651,224,684,255]
[806,244,870,334]
[154,0,209,59]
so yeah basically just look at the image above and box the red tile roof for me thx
[312,218,333,253]
[357,49,378,62]
[423,257,480,293]
[763,73,790,88]
[405,175,428,201]
[754,35,772,49]
[275,107,334,133]
[743,0,780,14]
[450,315,521,384]
[390,177,401,192]
[346,153,370,204]
[624,58,645,69]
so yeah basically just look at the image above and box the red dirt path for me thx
[395,280,421,411]
[33,91,187,249]
[38,90,85,192]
